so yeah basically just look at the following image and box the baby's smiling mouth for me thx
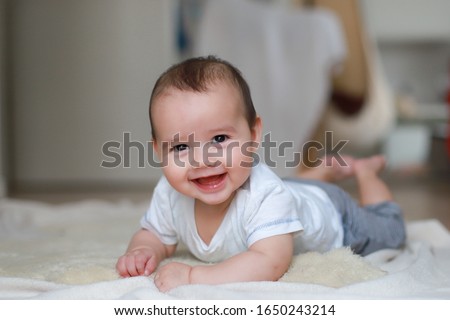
[192,173,227,190]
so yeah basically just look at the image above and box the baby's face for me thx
[152,82,261,206]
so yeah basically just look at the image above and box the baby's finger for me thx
[115,256,130,277]
[134,254,150,275]
[124,256,140,277]
[153,271,166,291]
[144,256,157,276]
[154,269,173,292]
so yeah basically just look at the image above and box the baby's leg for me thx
[345,155,405,255]
[354,155,393,205]
[294,155,405,255]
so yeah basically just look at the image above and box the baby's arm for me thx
[116,228,176,277]
[154,233,293,292]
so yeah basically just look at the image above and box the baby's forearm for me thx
[127,229,175,263]
[153,234,294,292]
[190,234,293,285]
[190,252,288,284]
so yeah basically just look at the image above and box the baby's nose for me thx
[192,143,223,168]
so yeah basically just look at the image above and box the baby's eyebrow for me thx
[167,133,199,146]
[163,132,184,143]
[156,133,182,152]
[207,126,237,135]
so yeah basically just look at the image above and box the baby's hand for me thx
[116,247,158,277]
[154,262,192,292]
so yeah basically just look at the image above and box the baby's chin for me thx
[193,189,238,207]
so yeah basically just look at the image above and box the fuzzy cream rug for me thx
[1,199,449,299]
[0,199,383,287]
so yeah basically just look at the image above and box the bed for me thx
[1,198,449,299]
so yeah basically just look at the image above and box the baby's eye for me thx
[172,144,188,152]
[212,135,228,144]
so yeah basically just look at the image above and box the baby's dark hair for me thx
[149,55,257,139]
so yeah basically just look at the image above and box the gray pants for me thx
[283,178,406,256]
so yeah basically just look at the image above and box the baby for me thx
[116,56,406,292]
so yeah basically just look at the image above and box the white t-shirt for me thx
[141,163,344,262]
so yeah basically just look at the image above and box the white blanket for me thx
[1,198,450,299]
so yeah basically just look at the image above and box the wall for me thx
[7,0,449,192]
[9,0,176,192]
[361,0,450,169]
[378,43,450,105]
[362,0,450,106]
[0,0,6,196]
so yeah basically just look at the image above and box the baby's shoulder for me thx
[152,176,181,203]
[246,163,291,197]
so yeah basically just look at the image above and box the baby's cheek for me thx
[226,142,256,168]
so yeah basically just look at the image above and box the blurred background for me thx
[0,0,449,225]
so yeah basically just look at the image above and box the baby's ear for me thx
[251,116,263,144]
[151,139,161,157]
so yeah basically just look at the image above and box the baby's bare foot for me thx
[299,155,355,182]
[354,155,386,178]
